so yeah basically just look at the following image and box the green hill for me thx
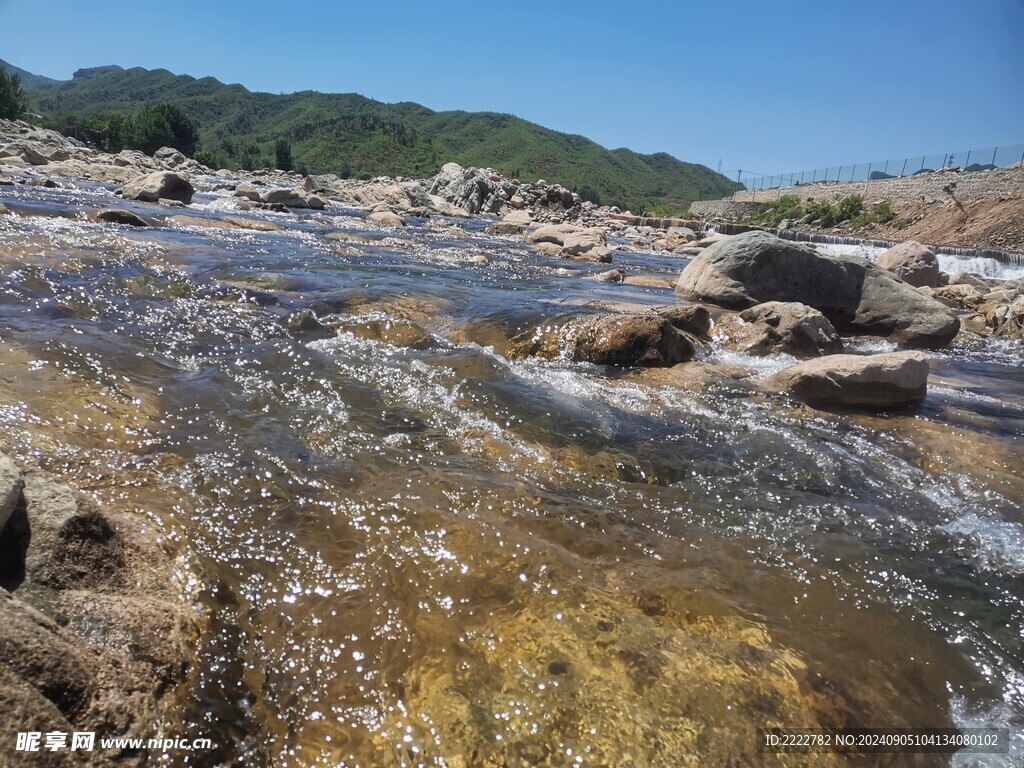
[6,62,741,210]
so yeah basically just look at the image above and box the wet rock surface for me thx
[763,351,931,406]
[717,301,843,357]
[0,452,190,767]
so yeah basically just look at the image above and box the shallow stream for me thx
[1,181,1022,767]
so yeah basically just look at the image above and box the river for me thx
[1,179,1022,767]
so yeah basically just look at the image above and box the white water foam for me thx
[937,255,1024,282]
[949,694,1024,768]
[941,510,1024,576]
[816,244,1024,281]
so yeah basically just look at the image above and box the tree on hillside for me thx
[127,103,198,155]
[88,111,130,152]
[0,70,28,120]
[129,104,175,154]
[239,142,264,170]
[275,138,293,171]
[154,103,198,155]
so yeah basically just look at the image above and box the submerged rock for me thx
[763,351,930,406]
[876,240,940,288]
[93,209,153,227]
[121,170,194,204]
[676,231,959,348]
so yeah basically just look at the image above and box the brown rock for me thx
[569,314,697,367]
[367,210,406,227]
[486,222,524,236]
[653,305,712,337]
[93,209,153,227]
[722,301,843,356]
[763,351,930,406]
[876,241,939,288]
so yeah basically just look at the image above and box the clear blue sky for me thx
[2,0,1022,178]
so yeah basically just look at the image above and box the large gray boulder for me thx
[121,170,194,204]
[429,162,500,214]
[675,231,959,348]
[763,351,929,406]
[875,240,940,288]
[153,146,187,167]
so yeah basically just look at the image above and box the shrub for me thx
[753,193,803,224]
[193,148,219,168]
[129,105,175,154]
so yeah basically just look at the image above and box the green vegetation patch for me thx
[750,194,897,228]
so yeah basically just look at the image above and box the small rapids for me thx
[1,182,1022,767]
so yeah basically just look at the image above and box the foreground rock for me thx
[676,231,959,348]
[511,312,699,367]
[571,314,696,366]
[763,351,930,406]
[120,170,194,204]
[875,240,940,288]
[717,301,843,357]
[1,454,23,531]
[0,455,190,767]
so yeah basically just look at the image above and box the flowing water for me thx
[1,181,1022,767]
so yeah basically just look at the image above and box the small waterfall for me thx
[708,223,1024,266]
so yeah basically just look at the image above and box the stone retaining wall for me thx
[689,200,760,218]
[691,165,1024,218]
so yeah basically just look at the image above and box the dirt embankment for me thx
[849,196,1024,253]
[693,165,1024,253]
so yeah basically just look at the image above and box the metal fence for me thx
[734,143,1024,192]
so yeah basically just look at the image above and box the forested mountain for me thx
[7,62,742,210]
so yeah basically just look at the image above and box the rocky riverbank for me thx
[0,453,192,768]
